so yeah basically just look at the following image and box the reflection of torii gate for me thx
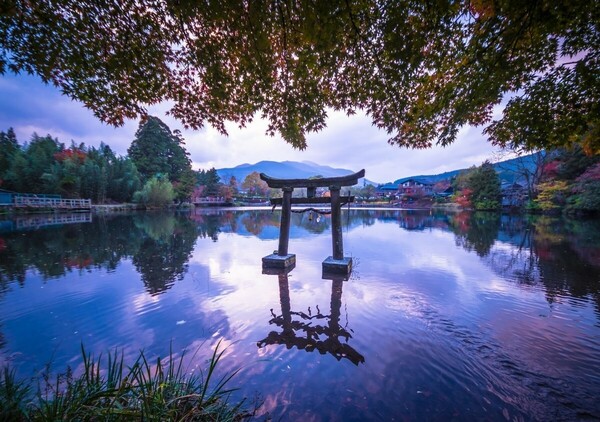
[260,169,365,274]
[257,266,365,366]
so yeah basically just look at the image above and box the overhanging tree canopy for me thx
[1,0,598,152]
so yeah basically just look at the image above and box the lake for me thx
[1,209,599,421]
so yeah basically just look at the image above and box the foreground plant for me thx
[0,341,254,421]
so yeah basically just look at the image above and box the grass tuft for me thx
[1,341,254,421]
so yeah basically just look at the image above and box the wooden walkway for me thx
[194,197,232,206]
[13,195,91,210]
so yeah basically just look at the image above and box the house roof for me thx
[399,178,433,186]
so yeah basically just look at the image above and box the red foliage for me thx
[576,162,600,182]
[455,188,473,208]
[453,211,471,234]
[218,185,233,200]
[541,160,560,181]
[63,256,93,269]
[54,147,87,163]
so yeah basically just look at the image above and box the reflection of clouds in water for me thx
[260,387,294,419]
[348,221,510,303]
[131,292,161,313]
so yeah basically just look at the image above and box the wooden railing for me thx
[13,196,91,209]
[194,197,232,205]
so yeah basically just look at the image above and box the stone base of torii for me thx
[260,169,365,275]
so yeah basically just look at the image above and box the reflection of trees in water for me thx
[257,271,365,366]
[132,214,197,295]
[0,213,201,296]
[241,210,280,235]
[189,209,239,241]
[473,214,600,316]
[0,215,145,285]
[530,217,600,308]
[449,211,501,257]
[483,216,539,286]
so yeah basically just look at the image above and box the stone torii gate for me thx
[260,169,365,274]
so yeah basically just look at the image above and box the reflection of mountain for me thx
[231,209,452,240]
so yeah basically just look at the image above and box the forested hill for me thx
[218,154,541,187]
[388,153,540,186]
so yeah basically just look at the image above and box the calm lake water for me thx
[1,209,599,421]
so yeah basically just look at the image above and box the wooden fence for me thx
[13,195,91,210]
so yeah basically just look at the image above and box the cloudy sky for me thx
[0,73,506,183]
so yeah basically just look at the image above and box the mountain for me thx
[387,153,541,187]
[217,161,376,185]
[215,153,541,189]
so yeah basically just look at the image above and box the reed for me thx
[0,341,253,421]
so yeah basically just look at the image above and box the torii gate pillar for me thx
[260,169,365,274]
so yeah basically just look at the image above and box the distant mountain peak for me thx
[216,161,370,186]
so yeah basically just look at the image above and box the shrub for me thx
[134,175,175,208]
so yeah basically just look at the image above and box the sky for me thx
[0,73,507,184]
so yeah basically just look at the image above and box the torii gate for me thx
[260,169,365,274]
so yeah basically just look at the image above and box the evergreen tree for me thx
[20,134,63,193]
[128,116,194,201]
[196,168,221,197]
[469,162,501,210]
[0,128,20,189]
[128,117,192,181]
[108,157,141,203]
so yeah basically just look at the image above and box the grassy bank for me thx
[0,342,254,421]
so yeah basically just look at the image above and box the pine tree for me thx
[128,116,195,201]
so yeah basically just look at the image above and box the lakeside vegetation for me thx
[1,119,599,216]
[0,342,253,421]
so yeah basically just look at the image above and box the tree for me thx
[493,150,550,200]
[453,168,476,209]
[568,163,600,213]
[360,185,378,200]
[172,167,197,203]
[228,176,239,197]
[469,161,502,210]
[196,168,221,197]
[0,127,20,187]
[20,134,63,193]
[1,1,597,152]
[242,172,268,197]
[128,116,193,182]
[453,162,501,210]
